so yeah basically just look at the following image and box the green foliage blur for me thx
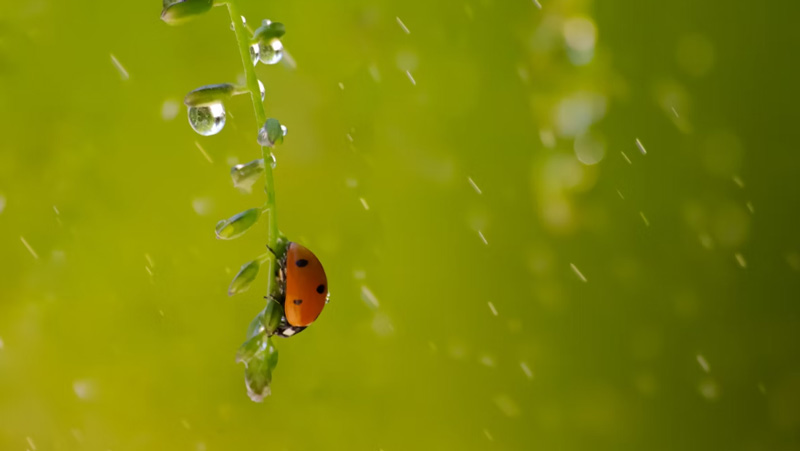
[1,0,799,449]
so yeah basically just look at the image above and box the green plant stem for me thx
[227,1,279,298]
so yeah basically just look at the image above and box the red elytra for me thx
[283,242,328,327]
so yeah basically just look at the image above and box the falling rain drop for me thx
[259,39,284,65]
[188,103,226,136]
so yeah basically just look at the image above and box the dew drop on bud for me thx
[269,153,277,169]
[280,125,287,137]
[259,39,284,65]
[249,43,260,67]
[188,102,225,136]
[231,159,265,193]
[258,80,266,102]
[257,118,286,147]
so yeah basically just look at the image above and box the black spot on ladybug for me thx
[293,299,303,305]
[316,284,325,294]
[296,259,309,267]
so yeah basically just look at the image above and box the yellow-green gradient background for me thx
[1,0,799,450]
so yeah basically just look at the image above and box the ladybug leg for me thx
[266,244,278,257]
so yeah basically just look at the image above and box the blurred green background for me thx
[1,0,799,449]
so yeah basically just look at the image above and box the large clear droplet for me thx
[249,43,260,67]
[188,102,225,136]
[269,153,277,169]
[231,159,265,193]
[259,38,284,65]
[258,80,266,101]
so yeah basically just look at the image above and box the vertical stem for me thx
[227,1,279,298]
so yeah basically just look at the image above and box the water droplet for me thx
[110,53,129,80]
[258,38,284,65]
[257,119,286,147]
[188,103,226,136]
[268,153,277,169]
[493,394,521,417]
[697,354,710,372]
[73,379,96,401]
[361,285,380,309]
[191,197,213,216]
[249,43,260,66]
[231,159,265,193]
[520,362,534,380]
[570,263,587,282]
[258,80,265,101]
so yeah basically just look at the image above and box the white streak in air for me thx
[396,16,410,34]
[0,194,5,214]
[467,177,482,194]
[20,236,39,260]
[635,138,647,155]
[733,175,745,188]
[26,437,37,451]
[488,301,498,316]
[478,230,488,245]
[145,266,153,276]
[359,197,370,210]
[195,141,213,163]
[53,205,60,215]
[520,361,534,380]
[406,70,416,86]
[493,394,521,417]
[361,285,380,308]
[570,263,587,282]
[640,211,650,227]
[483,429,494,441]
[735,252,747,268]
[479,355,496,367]
[369,64,381,82]
[281,47,298,70]
[746,201,754,213]
[110,54,129,80]
[696,354,710,373]
[0,337,4,349]
[671,106,680,118]
[338,82,345,90]
[621,151,632,164]
[532,0,543,9]
[616,189,625,200]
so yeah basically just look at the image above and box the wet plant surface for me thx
[1,0,799,450]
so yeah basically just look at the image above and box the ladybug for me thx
[268,240,329,337]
